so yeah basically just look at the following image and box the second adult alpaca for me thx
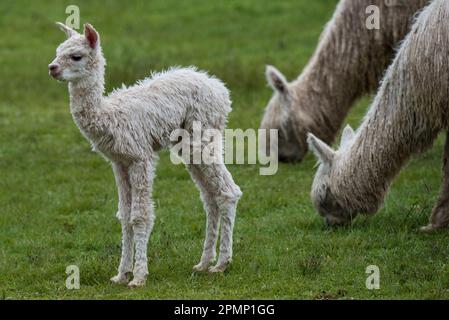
[49,23,242,287]
[307,0,449,231]
[261,0,429,162]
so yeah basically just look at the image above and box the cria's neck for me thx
[68,76,105,114]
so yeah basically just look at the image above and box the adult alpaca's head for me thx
[307,125,358,226]
[49,23,105,83]
[261,66,312,163]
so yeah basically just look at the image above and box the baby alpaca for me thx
[308,0,449,230]
[261,0,429,163]
[49,23,241,287]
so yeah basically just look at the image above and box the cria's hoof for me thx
[128,277,146,288]
[192,263,210,272]
[208,262,230,273]
[110,274,129,285]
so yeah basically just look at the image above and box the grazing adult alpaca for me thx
[307,0,449,231]
[261,0,429,162]
[48,23,242,287]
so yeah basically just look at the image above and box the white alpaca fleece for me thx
[261,0,430,163]
[308,0,449,230]
[49,23,242,287]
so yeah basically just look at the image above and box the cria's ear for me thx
[266,65,289,95]
[84,23,100,49]
[56,22,77,38]
[340,125,355,149]
[307,133,335,165]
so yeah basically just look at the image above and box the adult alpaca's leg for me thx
[110,162,134,284]
[128,160,156,288]
[422,133,449,232]
[188,164,220,272]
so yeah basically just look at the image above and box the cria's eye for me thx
[71,55,83,61]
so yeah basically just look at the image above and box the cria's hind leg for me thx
[191,163,242,273]
[209,189,240,273]
[422,133,449,232]
[188,165,220,272]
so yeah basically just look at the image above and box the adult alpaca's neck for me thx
[292,0,428,144]
[332,0,449,213]
[291,57,361,145]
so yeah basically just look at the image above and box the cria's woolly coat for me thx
[49,23,241,288]
[73,67,231,162]
[308,0,449,231]
[261,0,430,162]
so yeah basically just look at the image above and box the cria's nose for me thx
[48,64,59,72]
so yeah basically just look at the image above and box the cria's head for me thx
[260,65,311,163]
[49,22,103,82]
[307,125,357,226]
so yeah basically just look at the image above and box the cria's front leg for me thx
[110,221,134,285]
[422,133,449,232]
[127,161,156,288]
[110,162,134,285]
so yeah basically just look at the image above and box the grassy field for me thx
[1,0,449,300]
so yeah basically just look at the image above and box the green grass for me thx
[1,0,449,300]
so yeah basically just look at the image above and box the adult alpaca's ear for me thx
[307,133,335,165]
[340,125,355,149]
[84,23,100,49]
[266,65,289,95]
[56,22,77,38]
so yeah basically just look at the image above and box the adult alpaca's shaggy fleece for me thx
[308,0,449,231]
[261,0,430,163]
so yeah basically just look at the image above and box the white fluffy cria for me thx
[49,23,242,288]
